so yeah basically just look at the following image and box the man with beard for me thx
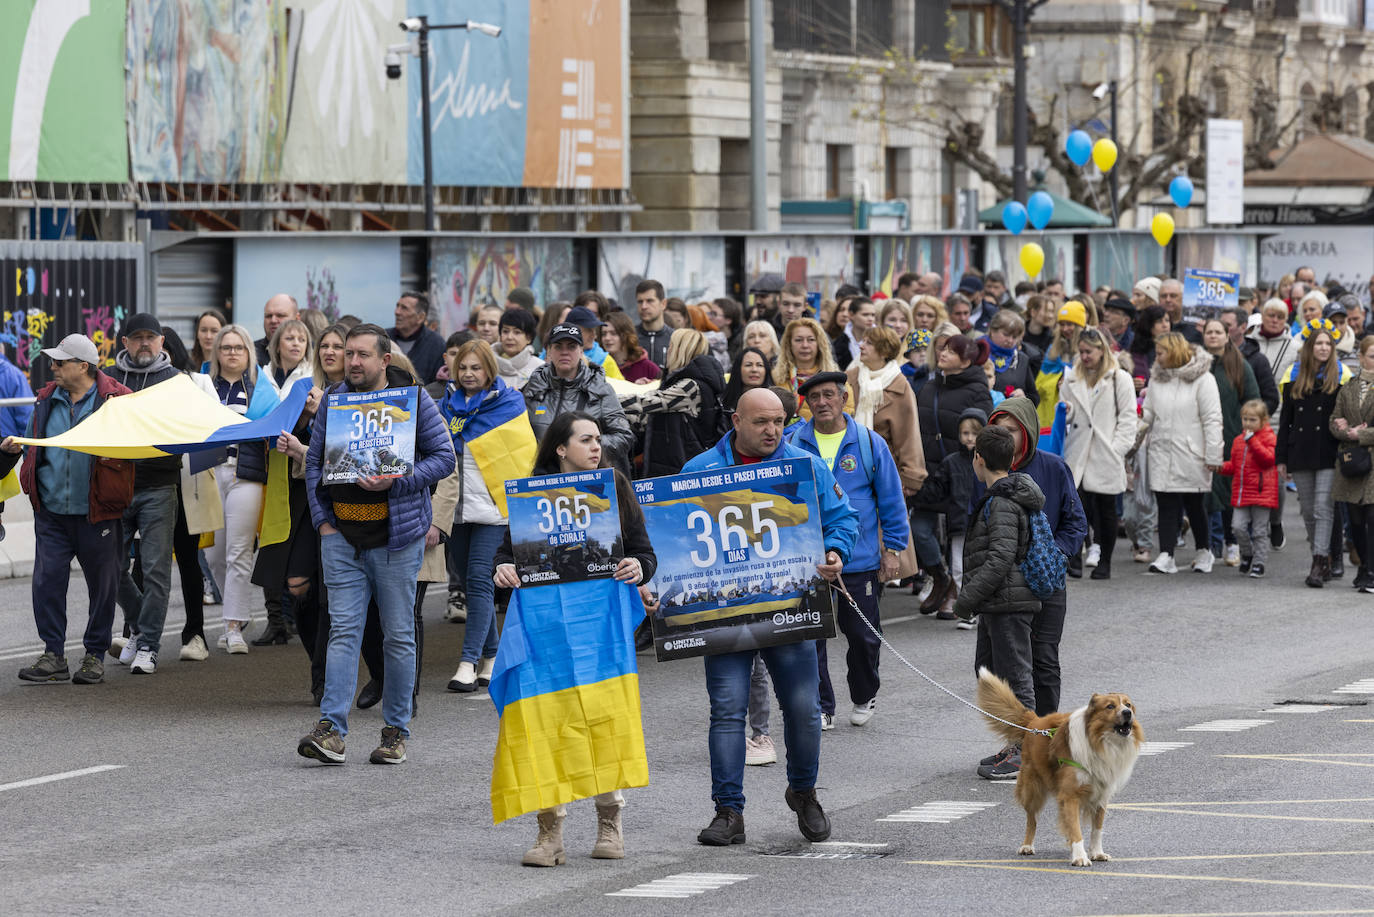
[106,313,182,674]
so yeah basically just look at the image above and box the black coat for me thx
[1239,338,1281,414]
[992,345,1041,406]
[953,472,1044,617]
[832,334,854,370]
[387,325,447,384]
[910,448,977,535]
[642,355,726,478]
[916,365,995,465]
[1277,381,1342,471]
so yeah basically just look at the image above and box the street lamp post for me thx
[394,17,502,231]
[1004,0,1050,204]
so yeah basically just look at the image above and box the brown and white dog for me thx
[976,668,1144,867]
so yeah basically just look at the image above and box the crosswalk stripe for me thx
[607,873,752,898]
[1138,741,1194,756]
[1179,719,1273,732]
[878,800,998,823]
[1261,705,1340,713]
[1334,679,1374,694]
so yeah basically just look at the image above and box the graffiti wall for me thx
[744,236,855,300]
[870,236,973,298]
[597,237,727,312]
[429,237,580,336]
[1,243,140,389]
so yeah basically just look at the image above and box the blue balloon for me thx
[1065,130,1093,167]
[1169,175,1194,209]
[1001,201,1028,235]
[1027,190,1054,230]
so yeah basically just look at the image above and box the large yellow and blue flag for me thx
[440,379,536,517]
[489,577,649,824]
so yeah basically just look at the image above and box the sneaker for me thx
[18,652,69,682]
[784,786,831,842]
[979,744,1015,768]
[956,614,977,630]
[697,807,746,846]
[202,591,219,607]
[297,718,346,764]
[820,712,834,731]
[72,654,104,685]
[1249,562,1266,579]
[1191,548,1213,574]
[978,749,1022,780]
[1271,523,1286,550]
[369,725,407,764]
[1132,546,1152,563]
[850,698,877,726]
[1147,552,1177,574]
[225,629,248,655]
[1224,544,1241,566]
[1084,543,1101,567]
[1239,555,1252,574]
[130,647,157,675]
[444,592,467,623]
[117,637,138,666]
[108,635,128,658]
[745,734,777,766]
[179,636,209,662]
[1361,578,1374,595]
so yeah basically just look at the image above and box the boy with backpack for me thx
[955,425,1054,779]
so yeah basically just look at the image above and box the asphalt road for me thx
[3,505,1374,917]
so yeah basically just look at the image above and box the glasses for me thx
[50,358,68,367]
[219,344,247,354]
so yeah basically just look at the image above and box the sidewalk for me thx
[0,497,36,579]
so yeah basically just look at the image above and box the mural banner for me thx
[745,236,855,301]
[1,1,128,182]
[429,237,579,337]
[597,237,726,313]
[870,236,972,299]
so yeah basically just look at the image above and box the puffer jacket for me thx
[1218,427,1278,509]
[1329,373,1374,505]
[305,365,457,551]
[916,364,994,465]
[522,359,636,478]
[639,354,726,478]
[1141,346,1223,493]
[953,472,1044,617]
[1060,364,1136,495]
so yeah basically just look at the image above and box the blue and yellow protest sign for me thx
[321,386,417,484]
[634,458,836,661]
[506,468,621,587]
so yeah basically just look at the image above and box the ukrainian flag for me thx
[489,577,649,825]
[441,379,537,517]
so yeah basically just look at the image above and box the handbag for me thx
[1338,442,1371,479]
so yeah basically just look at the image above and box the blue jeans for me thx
[117,485,178,654]
[704,639,822,813]
[319,533,424,737]
[450,522,503,663]
[910,510,943,569]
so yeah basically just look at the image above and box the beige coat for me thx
[419,468,461,583]
[1330,374,1374,505]
[847,365,927,493]
[1060,365,1136,495]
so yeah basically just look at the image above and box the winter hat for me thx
[1057,300,1088,328]
[1133,277,1161,304]
[904,327,933,354]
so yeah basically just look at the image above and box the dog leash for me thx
[828,579,1054,738]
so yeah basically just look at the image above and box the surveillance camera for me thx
[399,16,423,32]
[1092,82,1110,101]
[467,20,502,37]
[385,50,402,79]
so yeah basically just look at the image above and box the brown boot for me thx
[1305,555,1326,589]
[919,568,950,615]
[521,811,566,867]
[936,581,960,620]
[591,803,625,859]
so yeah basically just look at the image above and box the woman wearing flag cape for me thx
[493,411,658,867]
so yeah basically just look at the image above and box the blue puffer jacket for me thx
[682,431,859,564]
[306,366,457,552]
[0,352,34,441]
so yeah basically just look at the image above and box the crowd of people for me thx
[2,259,1369,862]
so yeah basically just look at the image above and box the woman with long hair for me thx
[722,346,773,412]
[190,308,226,373]
[493,411,656,867]
[1141,333,1223,575]
[910,295,947,332]
[1330,334,1374,592]
[1202,318,1260,566]
[880,299,912,339]
[687,303,731,369]
[849,326,926,493]
[600,311,660,384]
[773,317,838,419]
[631,328,727,477]
[743,320,779,360]
[1278,322,1350,586]
[1060,328,1136,579]
[1126,304,1172,392]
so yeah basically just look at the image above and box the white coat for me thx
[1060,364,1136,495]
[1140,346,1224,493]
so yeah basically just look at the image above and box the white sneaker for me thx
[444,596,467,623]
[850,699,877,727]
[225,629,248,655]
[117,638,138,666]
[820,712,835,731]
[179,636,209,662]
[745,734,777,766]
[1192,548,1214,574]
[1148,553,1178,574]
[1224,544,1241,566]
[956,615,978,631]
[108,635,128,659]
[1084,543,1101,567]
[216,633,228,651]
[202,592,220,607]
[130,647,157,675]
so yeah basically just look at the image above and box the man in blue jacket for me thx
[298,324,456,767]
[791,372,909,729]
[968,395,1087,780]
[685,388,859,848]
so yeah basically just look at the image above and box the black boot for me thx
[919,567,950,615]
[1067,553,1083,579]
[1328,553,1343,580]
[357,679,383,709]
[1089,560,1111,580]
[1306,555,1327,588]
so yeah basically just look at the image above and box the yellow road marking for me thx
[1071,910,1374,916]
[1345,719,1374,723]
[1217,754,1374,769]
[919,850,1374,864]
[1112,798,1374,807]
[1103,806,1374,824]
[904,860,1374,892]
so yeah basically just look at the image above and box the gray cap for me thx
[749,272,785,294]
[42,333,100,366]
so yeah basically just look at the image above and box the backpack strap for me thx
[856,422,875,486]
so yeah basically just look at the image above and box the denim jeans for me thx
[450,522,504,663]
[910,509,943,569]
[704,639,822,813]
[117,485,178,654]
[319,532,424,737]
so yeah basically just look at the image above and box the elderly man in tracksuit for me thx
[791,371,909,729]
[968,395,1087,780]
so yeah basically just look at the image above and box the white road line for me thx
[1179,719,1274,732]
[813,841,890,848]
[1261,704,1341,713]
[878,800,998,823]
[0,764,124,793]
[1137,741,1194,756]
[607,873,752,898]
[1334,679,1374,694]
[0,615,265,663]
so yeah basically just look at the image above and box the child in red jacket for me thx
[1220,399,1279,578]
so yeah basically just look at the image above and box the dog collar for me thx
[1057,757,1085,770]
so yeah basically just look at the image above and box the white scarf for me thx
[855,360,902,429]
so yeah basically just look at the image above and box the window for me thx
[774,0,855,54]
[1299,82,1317,139]
[885,147,911,200]
[1204,72,1229,119]
[826,144,854,200]
[1153,70,1174,148]
[950,3,1010,60]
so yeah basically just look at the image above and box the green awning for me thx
[979,187,1112,228]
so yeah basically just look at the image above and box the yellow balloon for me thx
[1151,212,1175,247]
[1019,242,1045,278]
[1092,138,1118,172]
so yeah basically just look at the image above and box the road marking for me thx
[1347,718,1374,723]
[1107,806,1374,825]
[606,873,752,898]
[1112,797,1374,807]
[0,764,124,793]
[1217,753,1374,769]
[884,613,920,625]
[1138,741,1194,756]
[1260,704,1340,713]
[0,615,265,663]
[813,841,890,848]
[1180,719,1273,732]
[904,859,1374,892]
[878,801,999,823]
[928,850,1374,863]
[1072,909,1374,916]
[1334,678,1374,694]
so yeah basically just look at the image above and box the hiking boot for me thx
[523,811,566,866]
[18,652,69,682]
[71,654,104,685]
[591,803,625,859]
[978,748,1022,781]
[745,734,777,766]
[697,806,745,846]
[297,718,346,764]
[369,725,407,764]
[785,786,831,842]
[979,744,1014,768]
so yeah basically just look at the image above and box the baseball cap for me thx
[42,333,100,366]
[1133,277,1161,303]
[546,323,584,347]
[565,306,603,329]
[957,273,984,294]
[1324,300,1348,319]
[121,313,163,337]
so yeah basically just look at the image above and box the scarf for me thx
[1259,325,1288,339]
[855,360,902,429]
[440,378,527,447]
[584,341,612,368]
[988,339,1018,373]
